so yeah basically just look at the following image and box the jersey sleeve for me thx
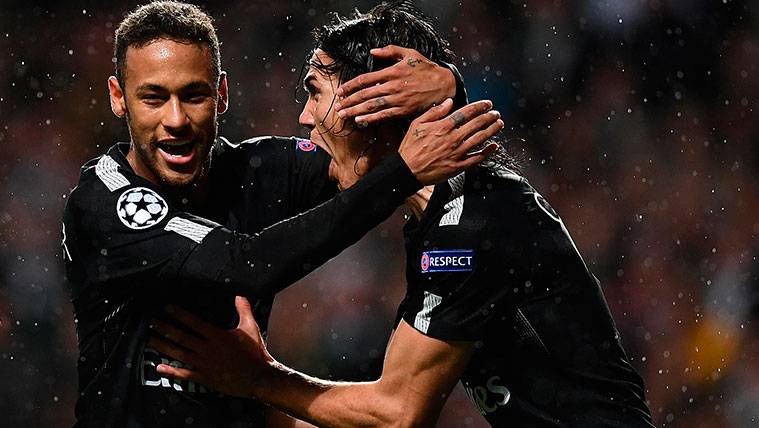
[400,177,564,342]
[180,151,419,296]
[67,152,420,300]
[400,219,503,342]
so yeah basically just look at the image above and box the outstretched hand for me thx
[335,45,457,125]
[149,297,269,398]
[399,98,504,185]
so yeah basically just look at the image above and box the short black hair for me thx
[310,0,455,84]
[309,0,517,173]
[114,1,220,87]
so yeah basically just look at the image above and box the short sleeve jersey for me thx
[63,137,420,427]
[398,167,655,427]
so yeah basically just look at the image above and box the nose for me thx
[298,101,315,129]
[162,97,190,132]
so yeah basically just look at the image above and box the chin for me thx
[159,169,201,188]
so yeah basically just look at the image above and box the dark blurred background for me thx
[1,0,757,426]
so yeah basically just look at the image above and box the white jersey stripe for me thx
[439,172,466,227]
[95,155,130,192]
[439,195,464,226]
[164,217,214,243]
[414,291,442,334]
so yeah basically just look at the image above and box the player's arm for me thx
[150,298,474,427]
[265,408,316,428]
[72,100,502,298]
[173,99,501,296]
[334,45,467,125]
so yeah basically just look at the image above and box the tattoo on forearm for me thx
[407,58,424,68]
[451,111,466,127]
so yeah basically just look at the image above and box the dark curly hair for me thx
[308,0,517,173]
[310,1,454,85]
[114,1,221,88]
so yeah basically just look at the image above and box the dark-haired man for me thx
[62,1,500,426]
[152,2,656,427]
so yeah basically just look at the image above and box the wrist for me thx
[250,357,279,398]
[443,68,456,100]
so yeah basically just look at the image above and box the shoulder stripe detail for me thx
[439,195,464,226]
[448,172,466,199]
[414,291,442,334]
[164,217,214,243]
[439,172,465,226]
[95,155,130,192]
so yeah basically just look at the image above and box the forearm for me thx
[177,152,420,296]
[256,361,405,428]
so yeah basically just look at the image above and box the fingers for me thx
[150,319,204,351]
[156,363,206,385]
[452,110,501,148]
[336,69,390,98]
[355,108,405,126]
[368,44,408,61]
[148,336,196,366]
[442,100,493,129]
[457,144,498,169]
[415,98,453,123]
[455,119,505,156]
[235,296,256,330]
[336,87,396,119]
[165,305,216,339]
[465,142,499,158]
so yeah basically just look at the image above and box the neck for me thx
[405,185,434,219]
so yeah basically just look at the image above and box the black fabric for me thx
[398,168,655,427]
[63,137,420,427]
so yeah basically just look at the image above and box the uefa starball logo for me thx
[296,139,316,152]
[116,187,169,230]
[421,253,431,271]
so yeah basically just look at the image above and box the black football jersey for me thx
[398,167,655,427]
[63,137,420,427]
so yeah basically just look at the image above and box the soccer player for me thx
[151,2,657,427]
[62,1,501,426]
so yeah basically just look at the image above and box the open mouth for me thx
[157,140,196,165]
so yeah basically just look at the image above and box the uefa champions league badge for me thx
[295,138,316,152]
[116,187,169,230]
[421,250,475,273]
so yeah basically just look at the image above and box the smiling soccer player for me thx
[61,2,500,426]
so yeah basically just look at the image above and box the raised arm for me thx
[151,297,475,427]
[334,45,466,126]
[174,99,501,296]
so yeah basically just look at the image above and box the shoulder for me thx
[428,167,562,245]
[220,135,325,159]
[66,147,173,235]
[215,135,329,173]
[68,146,134,209]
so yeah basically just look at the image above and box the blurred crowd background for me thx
[1,0,757,426]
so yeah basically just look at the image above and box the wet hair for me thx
[310,0,454,85]
[307,0,517,173]
[114,1,221,87]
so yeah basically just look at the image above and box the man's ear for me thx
[217,71,229,115]
[108,76,126,118]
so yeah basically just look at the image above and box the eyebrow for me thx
[303,75,318,92]
[135,81,212,93]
